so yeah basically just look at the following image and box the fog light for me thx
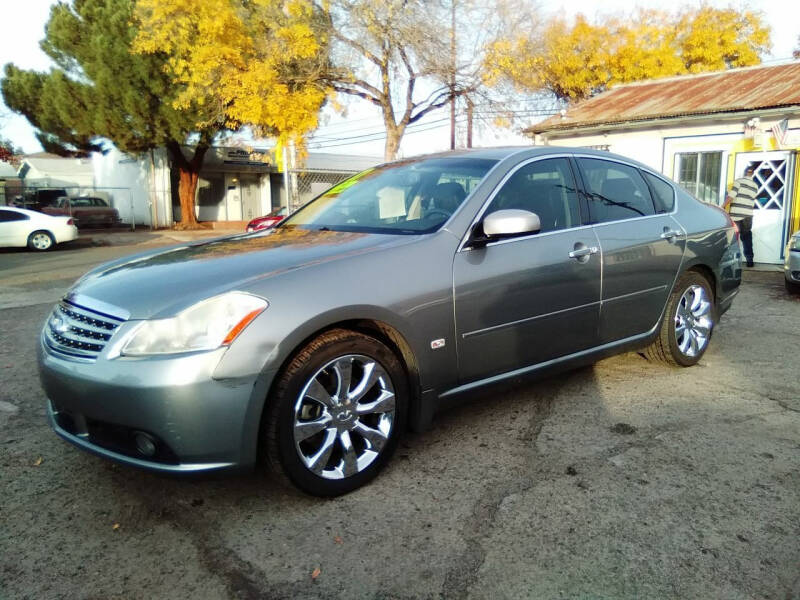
[133,431,156,457]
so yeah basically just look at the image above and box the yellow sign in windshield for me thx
[324,168,376,196]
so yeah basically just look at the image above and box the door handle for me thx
[568,246,599,259]
[660,229,682,240]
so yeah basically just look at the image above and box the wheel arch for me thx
[681,261,719,312]
[27,229,55,250]
[262,317,423,434]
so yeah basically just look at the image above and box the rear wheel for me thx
[262,329,408,496]
[644,271,715,367]
[27,230,55,251]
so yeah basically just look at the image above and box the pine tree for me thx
[2,0,223,227]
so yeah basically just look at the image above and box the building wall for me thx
[92,147,171,227]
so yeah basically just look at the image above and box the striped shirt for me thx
[728,176,758,219]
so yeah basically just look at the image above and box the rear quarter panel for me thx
[672,189,741,307]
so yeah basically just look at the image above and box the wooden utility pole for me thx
[466,96,473,148]
[449,0,456,150]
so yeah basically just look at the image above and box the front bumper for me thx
[38,335,265,473]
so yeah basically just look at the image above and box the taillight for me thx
[66,218,75,226]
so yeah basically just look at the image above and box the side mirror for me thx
[485,208,541,235]
[468,209,541,248]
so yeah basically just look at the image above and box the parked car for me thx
[785,230,800,294]
[0,206,78,251]
[246,206,288,232]
[42,196,121,228]
[38,148,741,496]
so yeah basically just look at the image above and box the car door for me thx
[453,157,601,384]
[0,209,32,247]
[575,157,686,344]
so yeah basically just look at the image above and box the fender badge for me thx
[430,338,445,350]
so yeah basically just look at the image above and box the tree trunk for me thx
[384,126,402,161]
[177,166,200,228]
[167,140,209,229]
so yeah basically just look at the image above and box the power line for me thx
[308,118,470,149]
[308,108,558,146]
[307,109,555,149]
[309,116,452,142]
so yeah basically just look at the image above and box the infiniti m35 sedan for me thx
[38,148,742,496]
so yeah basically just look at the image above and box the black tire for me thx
[644,271,715,367]
[786,278,800,295]
[262,329,408,496]
[27,230,55,251]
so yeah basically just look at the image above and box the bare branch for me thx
[332,85,384,108]
[409,95,457,124]
[332,32,384,69]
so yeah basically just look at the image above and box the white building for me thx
[527,62,800,264]
[17,154,94,190]
[93,145,382,227]
[0,160,20,205]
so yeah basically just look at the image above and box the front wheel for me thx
[786,278,800,295]
[27,230,55,251]
[644,271,715,367]
[262,329,408,496]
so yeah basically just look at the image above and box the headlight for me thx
[790,234,800,252]
[121,292,267,356]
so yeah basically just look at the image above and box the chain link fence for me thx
[2,183,151,230]
[285,168,359,210]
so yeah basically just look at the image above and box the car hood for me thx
[71,228,412,319]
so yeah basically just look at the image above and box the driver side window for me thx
[486,158,581,234]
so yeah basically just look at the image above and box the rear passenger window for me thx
[0,209,28,222]
[642,171,675,213]
[486,158,581,233]
[577,158,656,223]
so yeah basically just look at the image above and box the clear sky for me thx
[1,0,798,158]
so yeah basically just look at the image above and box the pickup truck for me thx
[41,196,121,228]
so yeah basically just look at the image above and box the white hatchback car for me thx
[0,206,79,251]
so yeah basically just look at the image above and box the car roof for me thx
[382,146,661,174]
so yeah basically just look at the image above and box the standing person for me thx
[724,165,758,267]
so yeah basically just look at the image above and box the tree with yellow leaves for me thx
[485,6,771,102]
[134,0,330,226]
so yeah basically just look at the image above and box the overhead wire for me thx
[307,107,558,149]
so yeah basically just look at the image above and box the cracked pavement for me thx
[1,243,798,599]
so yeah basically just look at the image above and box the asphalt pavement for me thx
[1,239,798,599]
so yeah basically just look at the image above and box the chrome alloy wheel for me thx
[674,284,713,357]
[30,232,53,250]
[293,354,396,480]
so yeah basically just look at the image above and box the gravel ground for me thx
[0,248,798,599]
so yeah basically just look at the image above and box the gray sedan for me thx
[38,148,741,496]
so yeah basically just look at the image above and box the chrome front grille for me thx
[44,300,125,360]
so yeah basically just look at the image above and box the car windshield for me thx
[280,157,497,234]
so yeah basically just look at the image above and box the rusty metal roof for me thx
[527,62,800,134]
